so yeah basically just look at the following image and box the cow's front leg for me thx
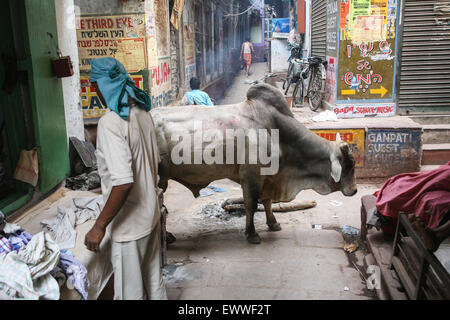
[262,199,281,231]
[241,178,262,244]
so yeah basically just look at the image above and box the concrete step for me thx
[421,143,450,165]
[420,165,441,172]
[409,115,450,125]
[421,124,450,144]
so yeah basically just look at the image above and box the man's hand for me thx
[83,183,133,252]
[85,224,106,252]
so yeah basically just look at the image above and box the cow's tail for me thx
[246,83,294,118]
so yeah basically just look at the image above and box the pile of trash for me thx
[66,137,100,191]
[197,199,245,221]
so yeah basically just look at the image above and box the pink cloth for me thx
[374,162,450,234]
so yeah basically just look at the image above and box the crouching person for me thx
[84,57,167,300]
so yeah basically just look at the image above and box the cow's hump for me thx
[246,84,294,118]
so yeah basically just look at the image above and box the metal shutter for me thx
[398,0,450,114]
[311,0,327,59]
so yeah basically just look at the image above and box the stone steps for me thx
[421,143,450,165]
[409,115,450,125]
[421,124,450,144]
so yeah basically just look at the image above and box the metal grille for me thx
[311,0,327,59]
[398,0,450,113]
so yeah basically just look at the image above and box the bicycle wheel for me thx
[283,62,294,95]
[291,79,303,108]
[307,66,325,111]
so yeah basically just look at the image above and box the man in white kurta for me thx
[84,57,167,300]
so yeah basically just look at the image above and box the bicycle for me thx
[291,56,327,111]
[282,43,302,95]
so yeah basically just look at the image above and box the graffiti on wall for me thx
[366,129,421,167]
[150,57,172,107]
[76,14,147,72]
[312,129,365,167]
[336,0,397,106]
[80,75,144,119]
[146,0,173,107]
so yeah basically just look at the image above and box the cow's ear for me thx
[340,142,350,155]
[330,154,342,183]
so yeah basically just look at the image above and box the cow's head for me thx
[313,134,357,197]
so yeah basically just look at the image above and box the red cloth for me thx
[374,162,450,234]
[243,53,252,67]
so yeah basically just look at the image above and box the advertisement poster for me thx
[170,0,184,30]
[312,129,365,167]
[337,0,397,103]
[272,18,290,38]
[81,75,144,120]
[76,14,147,72]
[333,103,395,118]
[115,38,147,73]
[184,24,195,66]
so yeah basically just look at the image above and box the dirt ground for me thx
[162,64,381,300]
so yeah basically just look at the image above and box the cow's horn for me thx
[330,154,342,183]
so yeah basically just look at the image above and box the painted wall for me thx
[146,0,173,107]
[55,0,85,141]
[74,0,173,118]
[332,0,399,118]
[270,39,291,73]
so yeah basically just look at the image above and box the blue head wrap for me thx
[90,57,151,119]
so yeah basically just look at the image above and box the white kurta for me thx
[96,106,166,300]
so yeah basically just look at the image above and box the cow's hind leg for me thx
[262,199,281,231]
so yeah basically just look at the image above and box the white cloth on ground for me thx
[50,250,90,300]
[40,196,103,250]
[0,232,60,300]
[312,110,339,122]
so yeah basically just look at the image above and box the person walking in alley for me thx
[181,77,214,106]
[240,37,254,77]
[84,57,167,300]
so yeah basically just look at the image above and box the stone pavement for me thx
[163,179,380,300]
